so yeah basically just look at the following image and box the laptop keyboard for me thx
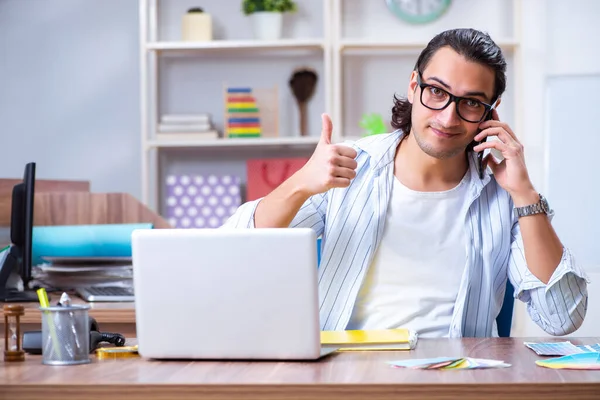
[76,286,135,302]
[83,286,134,296]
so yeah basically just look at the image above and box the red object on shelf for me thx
[246,157,309,201]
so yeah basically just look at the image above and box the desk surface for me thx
[15,296,135,324]
[1,337,599,400]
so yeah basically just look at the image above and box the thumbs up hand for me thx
[295,113,358,196]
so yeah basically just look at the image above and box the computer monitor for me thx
[0,162,38,302]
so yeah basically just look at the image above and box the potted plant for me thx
[242,0,298,40]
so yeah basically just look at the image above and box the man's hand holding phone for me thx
[473,109,536,202]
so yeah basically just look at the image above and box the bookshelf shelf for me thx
[140,0,523,215]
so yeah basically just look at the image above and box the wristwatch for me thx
[514,193,552,218]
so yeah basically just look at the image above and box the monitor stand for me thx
[0,246,39,303]
[0,288,39,302]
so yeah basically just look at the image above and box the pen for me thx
[59,292,81,354]
[36,287,49,308]
[37,288,62,359]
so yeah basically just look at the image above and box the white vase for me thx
[181,12,213,42]
[249,12,283,40]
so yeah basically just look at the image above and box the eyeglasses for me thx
[416,73,497,123]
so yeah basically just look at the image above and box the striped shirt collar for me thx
[353,129,493,194]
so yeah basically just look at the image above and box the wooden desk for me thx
[0,298,136,337]
[1,337,599,400]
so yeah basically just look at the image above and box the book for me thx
[158,123,212,133]
[160,114,211,124]
[155,131,219,141]
[320,328,418,351]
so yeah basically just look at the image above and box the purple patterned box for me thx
[165,174,242,228]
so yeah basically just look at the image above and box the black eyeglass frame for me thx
[414,72,501,180]
[415,72,498,124]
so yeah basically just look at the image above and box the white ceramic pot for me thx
[181,12,213,42]
[249,11,283,40]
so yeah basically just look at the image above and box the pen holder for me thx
[40,304,91,365]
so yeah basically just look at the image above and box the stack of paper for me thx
[536,353,600,370]
[157,113,219,140]
[388,357,511,370]
[33,257,133,290]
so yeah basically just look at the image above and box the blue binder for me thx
[32,223,153,263]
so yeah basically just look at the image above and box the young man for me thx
[223,28,589,338]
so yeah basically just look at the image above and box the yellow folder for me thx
[320,328,418,351]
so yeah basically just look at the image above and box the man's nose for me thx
[437,101,461,126]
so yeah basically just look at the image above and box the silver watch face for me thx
[540,195,549,213]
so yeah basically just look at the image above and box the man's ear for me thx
[407,70,418,104]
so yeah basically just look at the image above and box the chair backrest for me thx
[496,280,515,337]
[317,237,514,337]
[317,237,322,265]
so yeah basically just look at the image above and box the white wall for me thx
[510,0,600,338]
[545,1,600,76]
[0,0,141,199]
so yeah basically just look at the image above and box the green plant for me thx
[359,113,387,137]
[242,0,298,15]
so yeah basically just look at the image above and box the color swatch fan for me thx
[225,87,261,138]
[536,353,600,370]
[389,357,511,370]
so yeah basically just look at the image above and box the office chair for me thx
[496,280,515,337]
[316,237,515,337]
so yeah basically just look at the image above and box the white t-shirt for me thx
[347,172,470,337]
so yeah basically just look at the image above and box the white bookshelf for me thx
[146,39,324,51]
[139,0,523,214]
[146,136,320,149]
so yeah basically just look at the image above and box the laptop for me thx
[131,227,338,360]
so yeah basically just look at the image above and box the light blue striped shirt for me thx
[224,130,590,337]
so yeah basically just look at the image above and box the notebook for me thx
[321,328,418,351]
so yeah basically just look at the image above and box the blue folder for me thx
[32,223,153,263]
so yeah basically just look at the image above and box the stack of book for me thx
[157,113,219,140]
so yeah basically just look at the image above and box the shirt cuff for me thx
[221,198,262,229]
[518,246,591,296]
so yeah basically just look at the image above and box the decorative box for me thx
[165,174,241,228]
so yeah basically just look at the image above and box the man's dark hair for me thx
[391,28,507,135]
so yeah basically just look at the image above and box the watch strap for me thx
[515,194,550,218]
